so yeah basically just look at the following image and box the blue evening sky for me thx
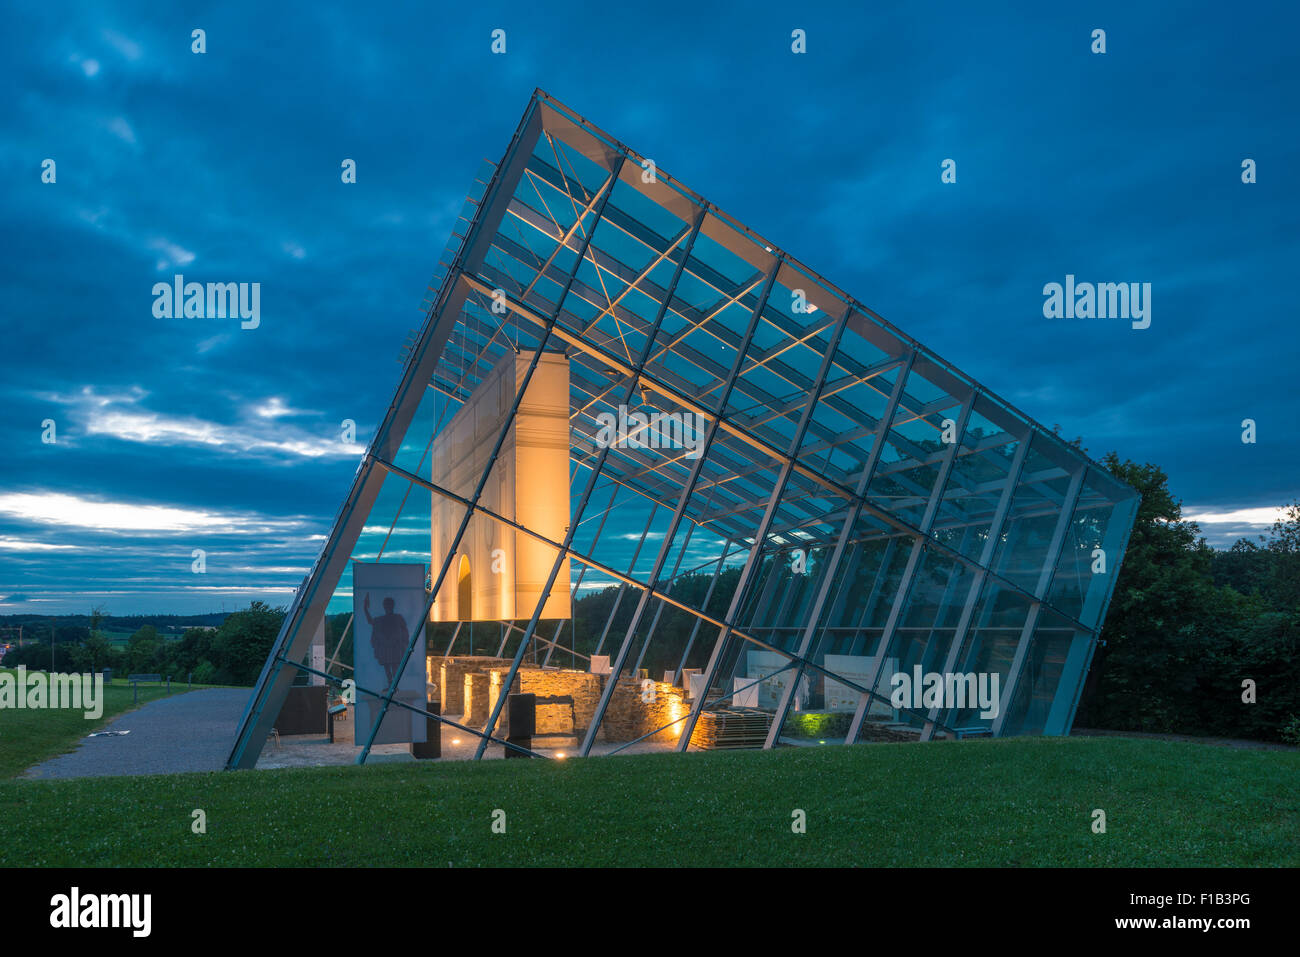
[2,1,1296,614]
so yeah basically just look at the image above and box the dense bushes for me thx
[1078,457,1299,742]
[2,602,285,687]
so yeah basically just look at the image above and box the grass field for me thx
[0,736,1294,867]
[0,669,208,779]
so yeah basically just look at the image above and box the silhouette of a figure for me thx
[363,593,408,688]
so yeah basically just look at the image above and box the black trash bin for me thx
[411,698,441,759]
[504,692,535,758]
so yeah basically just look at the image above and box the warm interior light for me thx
[430,352,571,623]
[452,738,461,745]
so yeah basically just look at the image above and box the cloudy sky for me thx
[2,1,1296,615]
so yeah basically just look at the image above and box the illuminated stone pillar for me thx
[430,350,571,623]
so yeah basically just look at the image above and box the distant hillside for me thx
[0,612,228,639]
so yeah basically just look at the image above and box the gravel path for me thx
[23,688,253,779]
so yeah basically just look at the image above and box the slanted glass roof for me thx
[411,91,1141,742]
[228,91,1140,769]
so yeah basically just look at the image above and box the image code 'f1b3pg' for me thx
[227,90,1140,770]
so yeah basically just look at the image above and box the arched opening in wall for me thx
[457,554,472,622]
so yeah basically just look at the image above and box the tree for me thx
[210,601,284,685]
[1265,501,1300,612]
[2,642,52,670]
[127,625,162,673]
[1212,537,1272,597]
[1225,610,1300,739]
[82,605,112,673]
[169,626,214,675]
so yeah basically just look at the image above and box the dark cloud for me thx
[1,0,1295,613]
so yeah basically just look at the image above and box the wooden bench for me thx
[127,673,167,702]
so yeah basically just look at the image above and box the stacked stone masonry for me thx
[428,657,702,746]
[432,656,512,713]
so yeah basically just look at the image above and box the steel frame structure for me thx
[226,91,1139,770]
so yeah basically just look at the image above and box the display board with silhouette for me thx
[352,562,428,745]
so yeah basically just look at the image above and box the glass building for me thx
[228,91,1140,768]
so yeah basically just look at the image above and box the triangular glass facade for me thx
[228,91,1140,768]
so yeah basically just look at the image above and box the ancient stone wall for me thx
[483,668,684,744]
[464,672,491,726]
[599,678,686,745]
[437,656,512,713]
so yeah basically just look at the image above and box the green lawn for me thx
[0,736,1295,867]
[0,670,211,779]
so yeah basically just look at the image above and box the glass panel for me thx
[1047,466,1141,629]
[796,317,900,487]
[812,530,918,731]
[990,433,1073,594]
[938,578,1031,734]
[928,393,1026,562]
[893,549,977,678]
[862,363,965,528]
[1000,609,1083,736]
[638,214,775,410]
